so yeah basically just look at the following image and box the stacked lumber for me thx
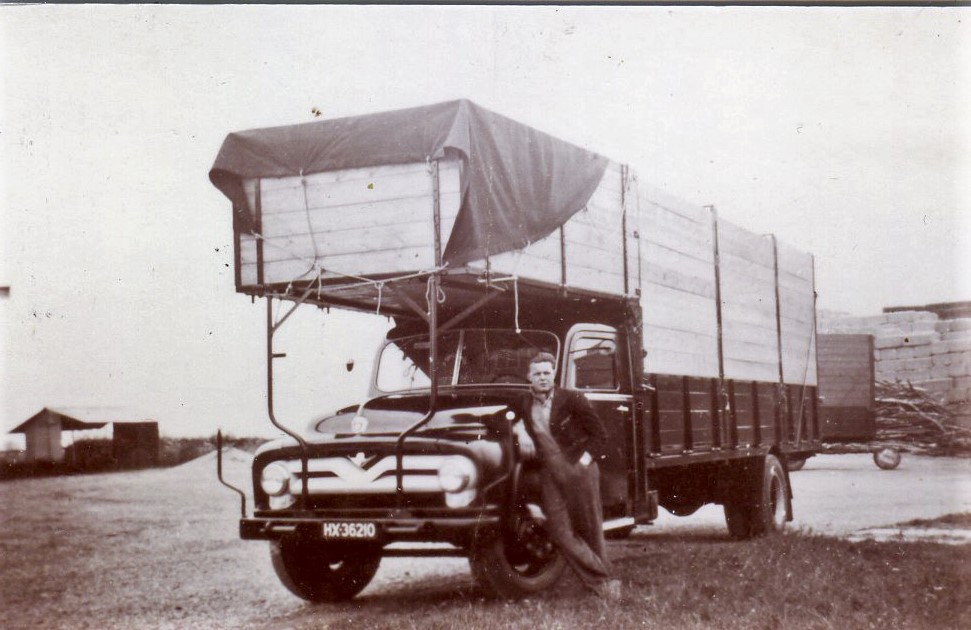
[823,380,971,456]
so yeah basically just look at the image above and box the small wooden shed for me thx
[8,407,158,466]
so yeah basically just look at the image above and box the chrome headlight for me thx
[260,462,290,497]
[437,456,477,493]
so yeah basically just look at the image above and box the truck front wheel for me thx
[724,455,789,539]
[469,519,566,598]
[270,537,381,602]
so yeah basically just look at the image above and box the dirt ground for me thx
[1,451,967,629]
[0,450,475,629]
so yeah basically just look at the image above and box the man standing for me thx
[514,351,621,599]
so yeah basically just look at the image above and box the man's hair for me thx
[528,351,557,368]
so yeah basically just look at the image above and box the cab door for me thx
[562,324,633,520]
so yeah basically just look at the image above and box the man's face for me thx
[527,361,555,395]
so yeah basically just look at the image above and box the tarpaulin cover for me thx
[209,100,609,266]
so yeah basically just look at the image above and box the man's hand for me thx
[513,422,537,459]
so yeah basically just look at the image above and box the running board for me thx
[526,505,635,533]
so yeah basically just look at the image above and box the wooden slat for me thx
[641,215,714,263]
[241,246,433,285]
[239,235,258,285]
[717,220,775,266]
[249,161,459,215]
[723,337,780,365]
[644,327,719,355]
[724,357,779,383]
[644,347,720,379]
[642,287,718,334]
[564,262,626,295]
[255,190,461,242]
[255,220,436,264]
[720,301,778,331]
[481,232,562,285]
[642,244,716,295]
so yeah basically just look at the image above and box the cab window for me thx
[567,335,619,390]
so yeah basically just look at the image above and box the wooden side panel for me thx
[687,377,714,450]
[639,189,719,378]
[239,234,259,286]
[655,375,686,454]
[817,334,873,408]
[717,219,780,382]
[468,230,563,286]
[777,241,818,386]
[732,382,757,447]
[477,162,628,294]
[236,160,462,287]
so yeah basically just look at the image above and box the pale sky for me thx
[2,5,969,440]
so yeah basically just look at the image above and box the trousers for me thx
[534,438,612,590]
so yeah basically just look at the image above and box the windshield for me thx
[374,329,560,393]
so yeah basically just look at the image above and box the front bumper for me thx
[240,510,502,545]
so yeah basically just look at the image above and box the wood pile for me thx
[823,380,971,456]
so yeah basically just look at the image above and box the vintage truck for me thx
[209,100,821,601]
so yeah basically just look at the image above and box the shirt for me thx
[530,391,553,433]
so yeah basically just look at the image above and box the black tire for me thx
[724,455,789,539]
[787,457,807,472]
[270,538,381,602]
[469,520,566,598]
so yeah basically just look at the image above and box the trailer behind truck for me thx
[209,99,820,600]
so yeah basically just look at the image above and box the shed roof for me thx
[8,407,153,434]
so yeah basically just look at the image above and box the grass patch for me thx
[282,533,970,630]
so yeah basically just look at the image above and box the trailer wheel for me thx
[270,538,381,602]
[469,519,566,598]
[873,447,902,470]
[724,455,789,539]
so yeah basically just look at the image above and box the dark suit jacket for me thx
[519,386,608,465]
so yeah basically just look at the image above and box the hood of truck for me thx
[256,386,528,454]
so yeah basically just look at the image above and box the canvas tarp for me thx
[209,99,609,266]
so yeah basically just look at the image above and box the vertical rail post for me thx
[681,376,693,453]
[255,178,265,286]
[621,164,630,296]
[266,296,311,507]
[708,206,730,446]
[216,430,247,518]
[770,235,788,446]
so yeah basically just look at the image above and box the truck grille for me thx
[283,455,448,496]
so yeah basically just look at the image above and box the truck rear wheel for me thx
[724,455,789,539]
[270,537,381,602]
[469,519,566,598]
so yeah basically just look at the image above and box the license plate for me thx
[321,521,378,540]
